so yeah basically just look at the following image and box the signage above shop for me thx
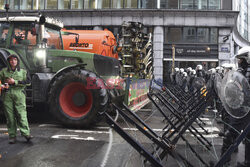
[175,46,211,56]
[164,44,218,61]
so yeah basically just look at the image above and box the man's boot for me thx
[23,135,33,142]
[9,137,16,144]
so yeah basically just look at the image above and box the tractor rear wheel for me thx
[49,69,108,128]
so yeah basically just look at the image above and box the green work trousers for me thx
[3,89,30,138]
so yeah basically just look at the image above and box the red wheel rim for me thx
[59,82,93,118]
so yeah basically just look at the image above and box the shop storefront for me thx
[163,26,219,82]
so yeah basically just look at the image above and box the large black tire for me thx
[48,69,108,128]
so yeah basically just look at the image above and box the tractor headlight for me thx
[35,49,47,68]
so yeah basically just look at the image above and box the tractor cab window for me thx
[44,26,63,50]
[0,23,10,46]
[12,24,37,46]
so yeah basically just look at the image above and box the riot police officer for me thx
[189,69,196,92]
[182,72,188,92]
[235,54,250,167]
[196,64,205,78]
[220,54,250,167]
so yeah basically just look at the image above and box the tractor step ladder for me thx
[26,84,33,108]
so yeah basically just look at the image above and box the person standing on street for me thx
[0,54,32,144]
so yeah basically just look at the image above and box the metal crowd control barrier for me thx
[105,82,214,167]
[148,87,212,167]
[150,88,212,149]
[161,84,209,134]
[105,102,190,167]
[215,122,250,167]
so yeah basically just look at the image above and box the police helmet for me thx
[191,69,196,75]
[196,65,203,70]
[187,67,192,72]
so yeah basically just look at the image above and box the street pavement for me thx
[0,105,246,167]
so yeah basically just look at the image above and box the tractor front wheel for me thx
[49,69,108,128]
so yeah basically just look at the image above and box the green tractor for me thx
[0,15,124,127]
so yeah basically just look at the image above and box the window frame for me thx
[165,26,218,44]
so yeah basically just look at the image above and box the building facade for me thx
[0,0,247,82]
[233,0,248,41]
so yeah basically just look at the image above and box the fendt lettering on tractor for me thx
[0,15,123,127]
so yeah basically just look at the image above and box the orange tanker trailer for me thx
[61,29,118,59]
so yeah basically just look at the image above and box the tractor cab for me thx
[0,16,63,47]
[0,16,64,72]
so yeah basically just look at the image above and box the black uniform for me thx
[221,59,250,167]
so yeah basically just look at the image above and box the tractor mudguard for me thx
[93,54,120,76]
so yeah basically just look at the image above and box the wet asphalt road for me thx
[0,108,142,167]
[0,105,246,167]
[0,104,160,167]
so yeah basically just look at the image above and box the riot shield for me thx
[218,70,250,119]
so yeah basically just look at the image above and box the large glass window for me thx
[195,0,207,9]
[0,23,10,46]
[12,24,37,46]
[165,27,182,43]
[209,0,220,9]
[33,0,45,10]
[161,0,178,9]
[140,0,157,9]
[8,0,19,10]
[183,27,196,42]
[112,0,123,8]
[210,28,217,43]
[180,0,220,10]
[58,0,70,9]
[197,28,209,42]
[20,0,32,10]
[47,0,57,9]
[98,0,110,9]
[84,0,95,9]
[72,0,83,9]
[0,0,4,10]
[181,0,194,9]
[4,0,222,10]
[45,27,63,49]
[165,27,218,44]
[124,0,137,8]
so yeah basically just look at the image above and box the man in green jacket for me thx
[0,54,32,144]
